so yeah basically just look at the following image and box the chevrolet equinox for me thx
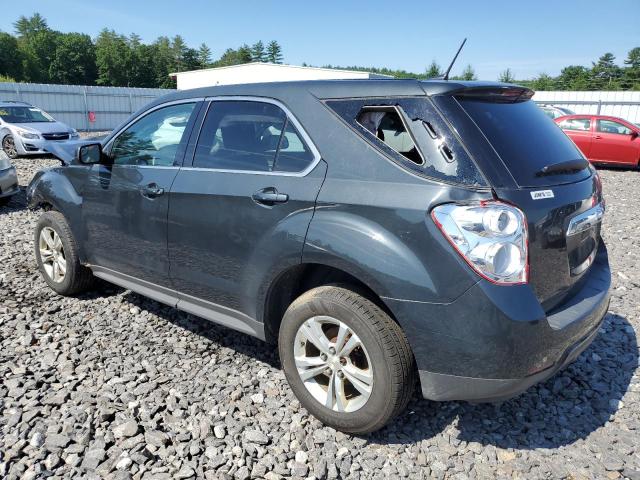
[27,80,611,433]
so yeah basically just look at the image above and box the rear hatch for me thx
[432,86,604,310]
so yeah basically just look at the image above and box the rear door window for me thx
[194,100,316,173]
[455,97,591,187]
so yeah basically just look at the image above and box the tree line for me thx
[1,14,638,91]
[0,13,283,88]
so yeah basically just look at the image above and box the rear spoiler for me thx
[452,86,535,103]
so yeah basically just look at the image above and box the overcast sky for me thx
[3,0,639,80]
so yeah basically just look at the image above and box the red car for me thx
[555,114,640,168]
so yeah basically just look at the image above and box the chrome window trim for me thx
[104,98,205,153]
[189,95,322,177]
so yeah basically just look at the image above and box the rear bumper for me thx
[0,166,19,198]
[385,242,611,402]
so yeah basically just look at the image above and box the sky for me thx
[2,0,639,80]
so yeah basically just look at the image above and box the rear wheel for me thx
[34,211,95,295]
[279,285,415,434]
[2,134,18,159]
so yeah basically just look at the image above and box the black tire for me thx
[2,134,19,159]
[34,211,95,295]
[279,285,416,434]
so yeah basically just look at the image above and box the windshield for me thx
[456,98,590,186]
[0,106,54,123]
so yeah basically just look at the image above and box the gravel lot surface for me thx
[1,148,639,479]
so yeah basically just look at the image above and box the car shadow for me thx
[0,187,28,213]
[80,284,636,449]
[120,290,280,368]
[368,312,637,450]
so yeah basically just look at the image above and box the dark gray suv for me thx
[27,80,611,433]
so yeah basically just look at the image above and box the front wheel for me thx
[34,211,95,295]
[2,134,19,159]
[279,285,416,434]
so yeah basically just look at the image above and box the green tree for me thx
[530,73,555,91]
[0,32,22,80]
[13,13,48,37]
[95,29,132,86]
[460,64,476,81]
[591,52,622,89]
[622,47,640,90]
[151,36,177,88]
[266,40,283,64]
[214,45,252,67]
[498,68,515,83]
[197,43,212,67]
[251,41,265,62]
[556,65,590,90]
[49,32,96,84]
[425,60,441,78]
[128,34,156,87]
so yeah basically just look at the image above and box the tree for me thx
[213,45,252,67]
[499,68,515,83]
[460,64,476,81]
[95,29,132,86]
[425,60,441,78]
[19,29,61,82]
[266,40,283,64]
[530,73,555,91]
[591,52,622,89]
[13,13,47,37]
[197,43,212,67]
[49,33,96,84]
[0,32,22,80]
[251,41,265,62]
[622,48,640,90]
[556,65,590,90]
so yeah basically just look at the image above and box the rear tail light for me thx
[431,202,528,285]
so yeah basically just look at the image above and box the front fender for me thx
[27,167,87,259]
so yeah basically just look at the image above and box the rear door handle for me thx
[141,183,165,198]
[252,188,289,206]
[594,135,602,139]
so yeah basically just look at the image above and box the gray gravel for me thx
[1,148,639,479]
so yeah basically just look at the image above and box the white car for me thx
[0,101,79,158]
[0,149,18,206]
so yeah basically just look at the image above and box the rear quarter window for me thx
[326,97,486,187]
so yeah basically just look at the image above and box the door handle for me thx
[594,135,602,139]
[141,183,165,198]
[252,188,289,206]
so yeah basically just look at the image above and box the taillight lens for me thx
[431,202,528,285]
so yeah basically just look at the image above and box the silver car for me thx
[0,150,18,206]
[0,101,79,158]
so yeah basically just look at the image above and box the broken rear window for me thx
[326,98,486,187]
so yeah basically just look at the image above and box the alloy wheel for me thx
[294,315,373,412]
[2,136,18,159]
[39,227,67,283]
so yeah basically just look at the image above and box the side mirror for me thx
[631,130,639,139]
[78,143,102,165]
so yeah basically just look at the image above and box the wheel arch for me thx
[262,262,398,345]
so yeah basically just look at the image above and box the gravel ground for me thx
[1,148,639,479]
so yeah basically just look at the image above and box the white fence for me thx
[533,91,640,124]
[0,82,174,131]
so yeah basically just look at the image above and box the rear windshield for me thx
[457,98,591,186]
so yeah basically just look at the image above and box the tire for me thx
[2,134,19,159]
[0,196,10,207]
[279,285,416,434]
[34,211,95,295]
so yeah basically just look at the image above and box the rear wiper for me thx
[536,159,589,176]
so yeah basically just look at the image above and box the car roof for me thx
[0,101,32,107]
[149,79,525,106]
